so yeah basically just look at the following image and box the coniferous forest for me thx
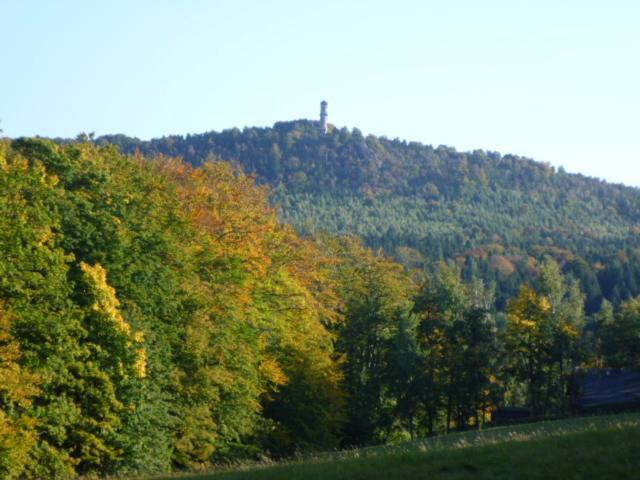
[1,131,640,478]
[99,121,640,313]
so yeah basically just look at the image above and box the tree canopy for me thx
[2,133,640,478]
[95,122,640,314]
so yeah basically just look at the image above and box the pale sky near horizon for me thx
[1,0,639,186]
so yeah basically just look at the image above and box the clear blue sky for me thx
[2,0,639,186]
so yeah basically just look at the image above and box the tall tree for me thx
[413,265,498,434]
[504,260,585,416]
[321,235,415,446]
[599,298,640,369]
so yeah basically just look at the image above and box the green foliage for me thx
[320,235,416,446]
[504,260,585,416]
[599,297,640,369]
[412,265,499,435]
[2,132,638,478]
[0,305,40,479]
[95,123,640,314]
[0,139,345,477]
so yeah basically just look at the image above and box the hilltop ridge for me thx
[95,121,640,312]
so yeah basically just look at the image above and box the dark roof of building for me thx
[492,406,530,420]
[580,370,640,408]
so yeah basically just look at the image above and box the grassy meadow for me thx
[148,413,640,480]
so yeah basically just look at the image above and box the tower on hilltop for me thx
[319,100,328,134]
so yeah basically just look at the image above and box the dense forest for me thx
[96,121,640,314]
[1,134,639,478]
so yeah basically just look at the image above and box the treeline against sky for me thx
[98,121,640,314]
[1,139,639,478]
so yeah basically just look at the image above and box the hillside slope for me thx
[97,121,640,311]
[167,413,640,480]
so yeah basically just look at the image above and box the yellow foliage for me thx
[158,157,343,382]
[154,158,276,274]
[146,156,346,464]
[561,323,578,337]
[133,348,147,379]
[80,262,131,335]
[79,262,147,378]
[539,296,552,313]
[0,307,40,407]
[507,285,553,333]
[259,357,288,386]
[0,305,40,479]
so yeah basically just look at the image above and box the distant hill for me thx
[96,120,640,312]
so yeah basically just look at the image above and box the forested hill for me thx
[96,120,640,312]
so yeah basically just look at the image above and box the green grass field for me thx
[154,414,640,480]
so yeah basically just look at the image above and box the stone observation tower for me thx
[319,100,328,134]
